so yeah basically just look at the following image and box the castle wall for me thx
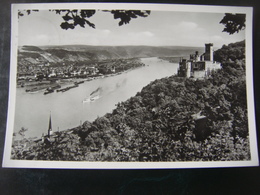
[193,70,206,78]
[205,61,221,71]
[191,61,205,71]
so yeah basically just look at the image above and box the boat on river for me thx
[57,83,78,92]
[25,87,40,93]
[74,81,84,85]
[43,84,61,95]
[82,95,100,103]
[44,88,54,95]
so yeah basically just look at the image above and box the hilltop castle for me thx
[178,43,221,78]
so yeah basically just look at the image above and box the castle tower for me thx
[195,51,200,62]
[41,133,45,143]
[48,114,53,137]
[204,43,214,61]
[186,61,191,78]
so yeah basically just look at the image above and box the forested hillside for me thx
[12,40,250,161]
[18,45,204,67]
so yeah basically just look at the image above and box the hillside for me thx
[18,45,204,66]
[12,41,250,161]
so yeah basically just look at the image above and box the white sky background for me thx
[18,10,245,48]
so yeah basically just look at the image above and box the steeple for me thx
[48,113,53,137]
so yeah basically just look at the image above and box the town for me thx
[17,58,145,94]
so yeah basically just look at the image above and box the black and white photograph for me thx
[2,3,258,168]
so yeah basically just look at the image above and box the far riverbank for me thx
[13,57,179,139]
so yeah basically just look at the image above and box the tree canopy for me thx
[18,9,151,30]
[220,13,246,34]
[18,9,246,35]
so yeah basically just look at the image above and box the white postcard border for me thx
[2,3,258,169]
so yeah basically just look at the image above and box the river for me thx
[14,57,179,138]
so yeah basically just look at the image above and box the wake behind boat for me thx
[90,87,101,96]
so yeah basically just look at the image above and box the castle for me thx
[178,43,221,78]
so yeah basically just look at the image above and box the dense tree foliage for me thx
[214,40,245,65]
[12,40,250,161]
[220,13,246,35]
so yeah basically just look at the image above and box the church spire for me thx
[48,113,53,137]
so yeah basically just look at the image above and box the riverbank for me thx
[13,57,179,140]
[19,65,145,95]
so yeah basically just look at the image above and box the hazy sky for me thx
[17,10,245,48]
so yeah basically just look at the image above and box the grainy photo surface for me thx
[2,3,258,168]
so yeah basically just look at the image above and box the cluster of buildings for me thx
[178,43,221,78]
[18,64,102,82]
[17,58,138,82]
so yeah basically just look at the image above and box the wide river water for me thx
[14,57,179,138]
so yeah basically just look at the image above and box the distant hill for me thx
[18,45,204,66]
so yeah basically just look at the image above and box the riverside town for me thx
[17,57,145,95]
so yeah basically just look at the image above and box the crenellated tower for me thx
[204,43,214,61]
